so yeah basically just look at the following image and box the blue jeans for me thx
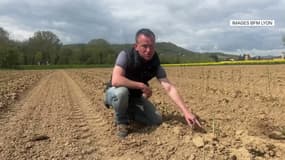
[105,87,162,125]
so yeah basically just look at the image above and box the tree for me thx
[34,51,43,65]
[0,27,19,68]
[0,27,9,44]
[210,54,219,62]
[58,48,72,64]
[5,48,20,67]
[85,39,116,64]
[27,31,62,64]
[88,38,109,46]
[0,47,20,68]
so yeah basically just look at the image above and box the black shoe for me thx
[117,124,129,138]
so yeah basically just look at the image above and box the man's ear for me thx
[133,43,138,50]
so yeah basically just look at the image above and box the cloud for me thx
[0,0,284,55]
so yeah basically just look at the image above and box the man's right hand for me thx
[140,83,152,98]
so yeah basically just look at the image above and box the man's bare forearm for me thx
[112,75,144,89]
[166,85,191,114]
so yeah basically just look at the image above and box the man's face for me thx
[135,34,155,61]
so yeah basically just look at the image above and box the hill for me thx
[63,39,239,64]
[111,42,238,63]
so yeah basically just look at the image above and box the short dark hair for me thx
[135,28,155,42]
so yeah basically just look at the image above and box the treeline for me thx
[0,27,117,68]
[1,26,238,68]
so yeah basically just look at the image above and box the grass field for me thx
[163,59,285,67]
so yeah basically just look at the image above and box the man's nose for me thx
[146,47,150,52]
[146,47,152,53]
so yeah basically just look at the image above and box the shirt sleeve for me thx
[115,50,128,69]
[156,66,167,79]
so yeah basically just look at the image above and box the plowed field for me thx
[0,65,285,160]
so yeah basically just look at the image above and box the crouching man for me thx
[104,28,201,138]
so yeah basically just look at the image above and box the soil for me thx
[0,65,285,160]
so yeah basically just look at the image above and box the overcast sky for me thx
[0,0,284,56]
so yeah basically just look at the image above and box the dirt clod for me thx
[192,135,204,148]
